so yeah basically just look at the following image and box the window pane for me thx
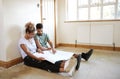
[66,0,77,20]
[118,0,120,3]
[117,0,120,18]
[78,0,88,6]
[90,7,101,20]
[78,8,88,20]
[103,5,115,19]
[103,0,116,4]
[90,0,101,5]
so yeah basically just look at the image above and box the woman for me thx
[18,22,68,72]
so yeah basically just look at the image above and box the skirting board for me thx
[0,57,23,68]
[57,43,120,51]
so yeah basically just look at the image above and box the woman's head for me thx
[25,22,35,38]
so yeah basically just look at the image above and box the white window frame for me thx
[65,0,120,22]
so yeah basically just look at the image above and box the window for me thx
[90,7,101,20]
[103,5,115,19]
[66,0,120,21]
[78,0,88,6]
[78,8,88,20]
[91,0,101,5]
[66,0,77,21]
[117,0,120,18]
[103,0,115,4]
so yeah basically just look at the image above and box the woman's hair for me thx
[36,23,43,29]
[25,22,35,33]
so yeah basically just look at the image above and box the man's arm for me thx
[48,40,56,53]
[35,39,51,51]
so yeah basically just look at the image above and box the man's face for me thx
[37,29,43,35]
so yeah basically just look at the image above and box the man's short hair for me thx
[36,23,43,29]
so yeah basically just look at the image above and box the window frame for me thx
[65,0,120,22]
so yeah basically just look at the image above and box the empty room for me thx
[0,0,120,79]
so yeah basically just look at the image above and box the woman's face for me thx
[27,32,35,38]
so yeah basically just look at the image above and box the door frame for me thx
[40,0,57,47]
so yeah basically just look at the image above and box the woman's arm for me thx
[20,44,45,61]
[36,48,44,54]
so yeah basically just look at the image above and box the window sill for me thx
[64,19,120,23]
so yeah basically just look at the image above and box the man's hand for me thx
[42,47,51,51]
[47,47,51,50]
[52,48,56,54]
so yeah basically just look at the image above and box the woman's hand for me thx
[37,49,44,54]
[38,57,45,61]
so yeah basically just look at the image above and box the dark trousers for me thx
[24,56,62,73]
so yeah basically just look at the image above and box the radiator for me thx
[77,24,114,45]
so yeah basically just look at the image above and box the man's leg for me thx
[81,49,93,61]
[73,49,93,70]
[73,54,81,70]
[75,54,81,70]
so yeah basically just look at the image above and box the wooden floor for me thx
[0,47,120,79]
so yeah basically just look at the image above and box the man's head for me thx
[36,23,43,35]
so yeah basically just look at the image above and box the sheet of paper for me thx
[33,50,74,64]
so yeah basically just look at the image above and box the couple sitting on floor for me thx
[18,22,93,73]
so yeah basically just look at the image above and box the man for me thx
[34,23,56,53]
[34,23,93,70]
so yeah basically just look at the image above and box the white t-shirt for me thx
[18,37,37,59]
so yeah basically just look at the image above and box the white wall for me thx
[0,0,6,61]
[0,0,40,61]
[57,0,120,47]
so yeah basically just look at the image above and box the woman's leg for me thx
[59,58,77,72]
[24,56,43,68]
[59,68,65,72]
[60,60,66,68]
[24,56,61,72]
[24,56,76,73]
